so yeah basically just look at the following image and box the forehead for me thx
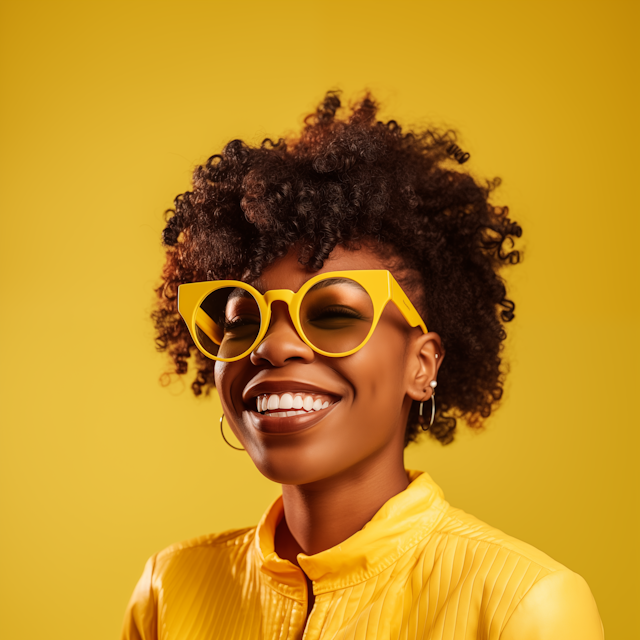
[249,244,389,293]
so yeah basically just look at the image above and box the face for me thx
[214,244,441,487]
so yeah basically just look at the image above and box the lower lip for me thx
[247,402,340,435]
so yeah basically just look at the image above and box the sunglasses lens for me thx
[300,278,375,354]
[195,287,261,359]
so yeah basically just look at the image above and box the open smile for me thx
[243,388,341,434]
[242,378,343,434]
[247,399,340,434]
[255,391,335,414]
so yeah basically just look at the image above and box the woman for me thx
[122,92,603,639]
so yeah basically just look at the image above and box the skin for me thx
[214,243,444,617]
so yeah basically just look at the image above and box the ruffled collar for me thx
[255,470,448,595]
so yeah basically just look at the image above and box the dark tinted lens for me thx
[195,287,261,359]
[300,278,374,354]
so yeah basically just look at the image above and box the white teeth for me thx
[280,393,294,410]
[255,392,336,415]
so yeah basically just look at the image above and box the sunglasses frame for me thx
[177,269,428,362]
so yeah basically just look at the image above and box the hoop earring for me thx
[418,380,437,431]
[220,414,245,451]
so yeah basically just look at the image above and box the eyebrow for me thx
[307,277,368,293]
[249,276,368,294]
[227,288,256,302]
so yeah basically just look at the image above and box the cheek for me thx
[213,362,223,394]
[213,362,240,414]
[343,331,409,420]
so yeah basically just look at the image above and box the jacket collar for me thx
[254,470,448,594]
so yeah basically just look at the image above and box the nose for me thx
[250,302,316,367]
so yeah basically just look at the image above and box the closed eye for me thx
[222,316,260,330]
[309,306,365,321]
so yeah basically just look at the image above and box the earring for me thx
[220,414,245,451]
[418,380,437,431]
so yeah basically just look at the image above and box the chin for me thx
[238,405,397,487]
[247,445,352,487]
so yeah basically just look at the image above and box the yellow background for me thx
[1,1,638,638]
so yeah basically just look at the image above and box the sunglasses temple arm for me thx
[195,307,222,345]
[389,278,428,333]
[178,284,224,345]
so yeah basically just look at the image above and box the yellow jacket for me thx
[122,470,604,639]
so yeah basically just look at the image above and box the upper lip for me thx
[242,377,342,406]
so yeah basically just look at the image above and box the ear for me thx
[405,331,445,402]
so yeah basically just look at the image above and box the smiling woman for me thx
[121,91,604,639]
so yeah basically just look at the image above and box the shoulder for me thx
[120,527,256,640]
[152,526,256,575]
[436,504,568,570]
[500,568,605,639]
[429,505,604,639]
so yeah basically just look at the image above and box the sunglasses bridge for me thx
[262,289,297,306]
[254,289,305,344]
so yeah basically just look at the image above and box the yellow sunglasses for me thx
[178,269,427,362]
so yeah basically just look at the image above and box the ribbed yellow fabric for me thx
[121,471,604,639]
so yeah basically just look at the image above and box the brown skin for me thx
[214,244,444,618]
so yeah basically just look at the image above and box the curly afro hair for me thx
[152,90,522,446]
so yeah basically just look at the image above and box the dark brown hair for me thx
[152,90,522,445]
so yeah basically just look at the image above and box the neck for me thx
[275,453,410,561]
